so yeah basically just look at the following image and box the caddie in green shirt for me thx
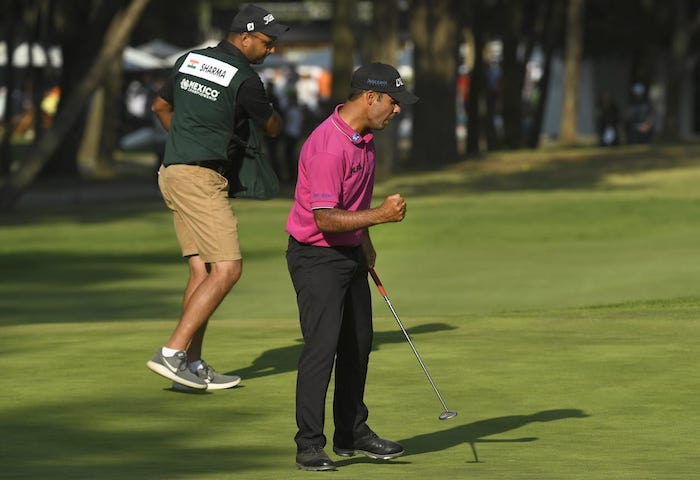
[147,4,289,391]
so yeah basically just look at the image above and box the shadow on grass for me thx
[0,398,278,479]
[1,179,165,223]
[0,248,285,326]
[229,322,457,380]
[391,409,590,464]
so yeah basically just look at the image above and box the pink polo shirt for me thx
[285,104,375,247]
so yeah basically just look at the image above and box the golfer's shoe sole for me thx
[205,374,242,390]
[295,462,336,471]
[332,447,405,460]
[170,382,209,393]
[146,360,207,390]
[170,376,241,392]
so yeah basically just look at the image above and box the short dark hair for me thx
[347,88,385,102]
[347,87,365,101]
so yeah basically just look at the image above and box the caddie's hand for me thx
[380,194,407,223]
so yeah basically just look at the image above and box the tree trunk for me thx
[367,0,400,173]
[41,1,123,179]
[662,0,700,141]
[501,3,527,149]
[0,0,151,209]
[96,57,123,173]
[559,0,584,145]
[410,0,458,168]
[527,0,559,148]
[0,0,23,177]
[330,0,356,108]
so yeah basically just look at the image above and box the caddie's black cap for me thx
[230,4,289,39]
[351,62,419,105]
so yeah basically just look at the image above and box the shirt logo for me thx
[179,52,238,87]
[350,163,363,175]
[180,78,220,102]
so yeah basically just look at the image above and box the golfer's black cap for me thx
[351,62,419,105]
[230,4,289,39]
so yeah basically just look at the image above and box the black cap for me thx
[351,62,419,105]
[230,4,289,39]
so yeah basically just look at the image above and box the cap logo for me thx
[263,13,275,24]
[367,78,388,88]
[395,77,404,87]
[246,22,255,31]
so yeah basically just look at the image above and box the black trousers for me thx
[286,236,374,451]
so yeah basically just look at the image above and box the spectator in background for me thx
[281,89,303,185]
[0,86,6,122]
[626,82,655,144]
[146,74,168,170]
[296,69,320,116]
[265,79,284,179]
[317,68,332,114]
[596,91,620,147]
[40,86,60,129]
[11,81,35,139]
[125,78,150,126]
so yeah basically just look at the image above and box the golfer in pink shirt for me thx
[285,63,418,471]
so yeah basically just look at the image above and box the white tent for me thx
[122,46,170,71]
[0,42,62,68]
[123,39,184,71]
[165,39,218,66]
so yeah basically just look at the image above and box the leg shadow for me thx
[226,322,456,380]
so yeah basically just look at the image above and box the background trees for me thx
[0,0,150,208]
[1,0,700,208]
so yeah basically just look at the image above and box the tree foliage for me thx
[0,0,151,209]
[2,0,700,207]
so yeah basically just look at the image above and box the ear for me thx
[365,90,375,105]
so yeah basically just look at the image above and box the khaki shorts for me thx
[158,164,241,262]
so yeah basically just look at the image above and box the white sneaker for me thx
[171,361,241,392]
[146,349,208,390]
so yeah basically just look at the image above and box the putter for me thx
[369,268,457,421]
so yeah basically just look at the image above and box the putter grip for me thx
[368,268,388,297]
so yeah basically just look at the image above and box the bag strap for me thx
[230,119,261,152]
[230,131,256,151]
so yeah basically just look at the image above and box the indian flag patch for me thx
[178,52,237,87]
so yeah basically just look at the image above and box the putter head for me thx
[439,410,458,420]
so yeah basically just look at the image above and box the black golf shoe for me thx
[295,446,336,471]
[333,432,405,460]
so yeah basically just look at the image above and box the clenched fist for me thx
[379,194,407,223]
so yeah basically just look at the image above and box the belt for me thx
[193,160,228,175]
[288,235,361,252]
[165,161,228,175]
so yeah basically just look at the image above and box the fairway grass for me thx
[1,146,700,478]
[1,305,697,479]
